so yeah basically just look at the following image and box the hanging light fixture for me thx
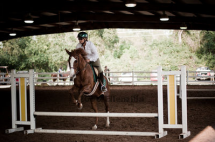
[180,23,187,30]
[73,21,81,31]
[160,11,169,21]
[9,29,16,36]
[24,13,34,24]
[125,0,136,7]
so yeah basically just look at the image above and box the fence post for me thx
[186,71,189,85]
[132,71,134,85]
[57,72,59,85]
[157,66,166,138]
[180,66,190,138]
[29,70,36,130]
[10,70,17,129]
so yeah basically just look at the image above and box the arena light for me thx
[125,0,136,7]
[9,33,16,36]
[73,21,81,31]
[180,23,187,30]
[160,11,169,21]
[9,29,16,36]
[24,13,34,24]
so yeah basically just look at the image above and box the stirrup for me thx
[101,85,107,92]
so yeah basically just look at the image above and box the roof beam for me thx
[1,21,215,41]
[2,2,215,15]
[1,12,215,31]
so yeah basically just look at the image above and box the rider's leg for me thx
[99,72,107,92]
[92,58,107,92]
[59,74,62,80]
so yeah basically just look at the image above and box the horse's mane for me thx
[73,48,88,61]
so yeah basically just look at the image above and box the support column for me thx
[156,66,167,138]
[180,66,191,139]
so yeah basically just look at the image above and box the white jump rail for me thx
[6,66,190,139]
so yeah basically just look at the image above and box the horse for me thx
[65,48,110,130]
[51,71,70,82]
[51,60,75,84]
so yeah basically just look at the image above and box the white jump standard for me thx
[6,66,190,139]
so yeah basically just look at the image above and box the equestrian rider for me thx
[58,67,63,77]
[76,32,107,92]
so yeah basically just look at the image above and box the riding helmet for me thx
[77,32,88,38]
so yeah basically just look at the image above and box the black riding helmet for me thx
[77,32,88,38]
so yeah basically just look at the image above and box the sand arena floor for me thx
[0,85,215,142]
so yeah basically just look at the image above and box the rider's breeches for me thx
[90,58,103,73]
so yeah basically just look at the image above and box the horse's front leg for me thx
[77,84,91,109]
[104,94,110,127]
[69,85,79,105]
[90,97,98,130]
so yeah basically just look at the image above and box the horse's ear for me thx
[65,49,71,55]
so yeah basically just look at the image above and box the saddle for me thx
[89,64,105,86]
[82,64,106,96]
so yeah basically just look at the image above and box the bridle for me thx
[68,54,88,79]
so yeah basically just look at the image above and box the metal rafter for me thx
[0,0,215,41]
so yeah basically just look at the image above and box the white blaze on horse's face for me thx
[69,56,75,77]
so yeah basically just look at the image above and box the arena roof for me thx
[1,0,215,41]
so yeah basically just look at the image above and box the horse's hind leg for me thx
[90,97,98,130]
[104,93,110,127]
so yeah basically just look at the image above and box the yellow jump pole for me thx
[19,78,27,121]
[167,75,177,125]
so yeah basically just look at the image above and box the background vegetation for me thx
[0,29,215,72]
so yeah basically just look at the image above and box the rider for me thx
[58,67,63,77]
[76,32,107,92]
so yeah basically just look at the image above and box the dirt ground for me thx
[0,85,215,142]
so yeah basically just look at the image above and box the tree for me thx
[196,31,215,69]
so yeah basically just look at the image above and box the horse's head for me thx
[66,48,87,59]
[65,48,88,80]
[65,49,76,79]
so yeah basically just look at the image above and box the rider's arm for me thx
[76,43,81,49]
[87,42,99,62]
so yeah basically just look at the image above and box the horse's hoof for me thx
[105,122,110,127]
[92,125,97,130]
[77,103,83,110]
[75,100,78,105]
[105,124,110,127]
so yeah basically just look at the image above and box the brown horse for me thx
[65,48,110,130]
[51,71,70,82]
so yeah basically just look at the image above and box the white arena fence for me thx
[5,66,190,139]
[0,70,215,86]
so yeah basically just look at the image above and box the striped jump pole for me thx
[6,67,190,139]
[157,66,190,139]
[5,69,36,134]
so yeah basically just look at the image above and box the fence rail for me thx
[0,70,215,86]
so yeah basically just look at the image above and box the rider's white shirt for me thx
[76,41,99,62]
[58,69,62,73]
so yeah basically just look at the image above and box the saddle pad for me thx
[89,64,98,83]
[89,64,106,86]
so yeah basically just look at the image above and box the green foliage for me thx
[113,41,130,59]
[102,29,119,50]
[1,29,214,73]
[0,33,76,72]
[196,31,215,69]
